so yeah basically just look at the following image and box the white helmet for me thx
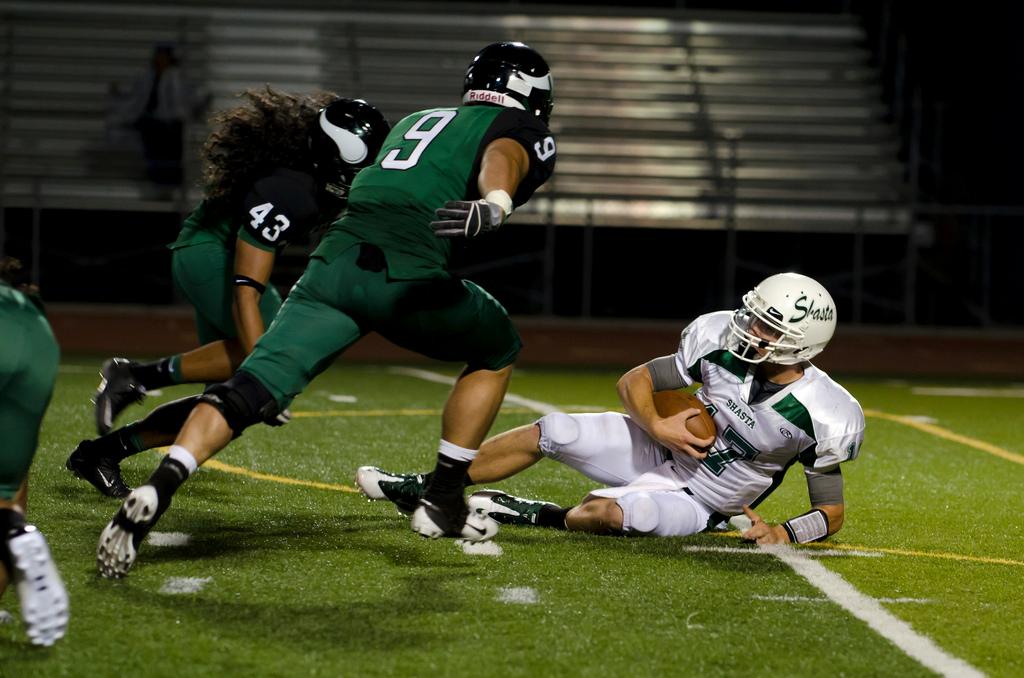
[727,273,836,365]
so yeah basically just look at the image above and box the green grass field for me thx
[2,361,1023,676]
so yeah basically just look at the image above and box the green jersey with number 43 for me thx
[313,104,556,280]
[669,311,865,516]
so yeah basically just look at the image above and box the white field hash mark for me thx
[395,367,982,678]
[497,587,538,604]
[147,532,191,547]
[765,545,983,678]
[159,577,212,595]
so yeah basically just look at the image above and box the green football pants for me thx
[0,301,59,499]
[172,242,283,345]
[239,244,522,409]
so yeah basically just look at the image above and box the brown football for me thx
[652,390,717,442]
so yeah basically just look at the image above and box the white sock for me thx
[167,445,198,476]
[438,439,478,463]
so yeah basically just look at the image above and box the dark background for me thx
[3,0,1022,327]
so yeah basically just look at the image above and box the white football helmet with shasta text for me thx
[727,272,837,365]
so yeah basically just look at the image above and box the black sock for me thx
[421,470,472,490]
[537,504,570,530]
[423,456,471,499]
[146,457,190,518]
[87,424,143,461]
[0,508,28,572]
[129,358,176,390]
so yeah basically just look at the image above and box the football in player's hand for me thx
[653,390,717,442]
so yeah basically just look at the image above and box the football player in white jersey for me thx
[357,272,865,545]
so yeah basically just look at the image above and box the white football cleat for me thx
[411,500,499,542]
[8,526,69,647]
[355,466,424,514]
[97,485,159,579]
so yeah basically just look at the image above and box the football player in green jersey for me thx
[0,258,69,646]
[97,42,558,577]
[68,89,390,498]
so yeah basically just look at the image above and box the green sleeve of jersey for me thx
[238,226,277,253]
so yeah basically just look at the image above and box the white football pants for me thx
[537,412,714,537]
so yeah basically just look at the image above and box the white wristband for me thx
[484,189,513,220]
[782,509,829,543]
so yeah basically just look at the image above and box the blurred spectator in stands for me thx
[115,44,199,192]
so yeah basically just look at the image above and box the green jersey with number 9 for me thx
[312,104,556,280]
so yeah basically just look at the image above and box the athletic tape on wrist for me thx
[484,189,513,219]
[782,508,829,543]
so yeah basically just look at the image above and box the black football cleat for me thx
[66,439,131,498]
[93,358,146,435]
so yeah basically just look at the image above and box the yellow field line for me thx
[802,541,1024,568]
[201,458,361,493]
[709,531,1024,567]
[156,448,360,494]
[864,408,1024,466]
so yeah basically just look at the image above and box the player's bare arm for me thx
[430,137,530,238]
[231,237,276,355]
[479,137,530,196]
[617,364,713,459]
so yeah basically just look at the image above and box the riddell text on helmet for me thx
[466,90,516,106]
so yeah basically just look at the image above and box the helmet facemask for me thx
[728,294,805,365]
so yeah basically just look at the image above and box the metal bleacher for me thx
[0,1,908,236]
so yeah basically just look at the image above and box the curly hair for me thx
[201,86,338,205]
[0,256,40,298]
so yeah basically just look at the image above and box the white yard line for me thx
[766,545,983,678]
[911,386,1024,398]
[395,367,983,677]
[389,367,559,415]
[680,544,879,558]
[753,594,932,604]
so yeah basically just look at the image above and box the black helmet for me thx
[463,41,553,124]
[308,98,390,199]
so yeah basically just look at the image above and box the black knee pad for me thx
[199,372,280,435]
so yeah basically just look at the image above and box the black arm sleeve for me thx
[240,169,321,250]
[472,108,556,206]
